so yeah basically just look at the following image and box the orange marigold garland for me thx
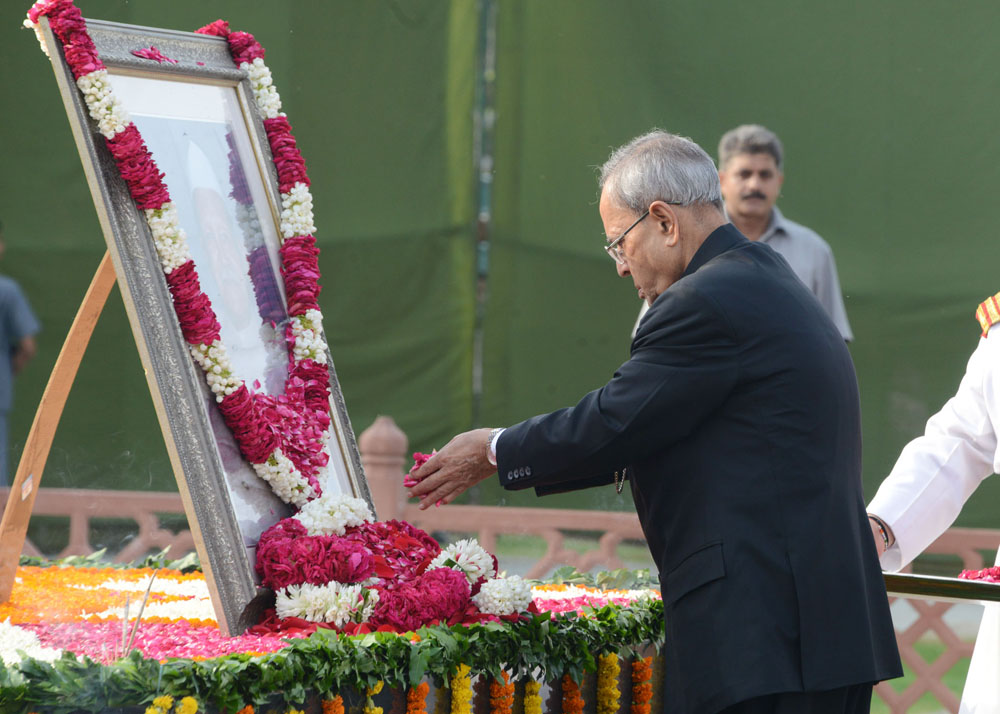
[407,682,430,714]
[489,671,515,714]
[561,674,584,714]
[630,656,653,714]
[323,696,345,714]
[235,707,254,714]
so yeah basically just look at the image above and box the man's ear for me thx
[649,200,678,243]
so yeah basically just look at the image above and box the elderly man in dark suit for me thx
[409,130,901,714]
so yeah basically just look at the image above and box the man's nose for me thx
[616,260,629,278]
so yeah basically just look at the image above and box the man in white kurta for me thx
[868,293,1000,713]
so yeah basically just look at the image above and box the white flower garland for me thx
[428,538,496,584]
[279,182,317,239]
[293,493,374,536]
[0,618,63,666]
[242,57,282,119]
[275,581,378,626]
[76,68,129,139]
[22,6,339,507]
[471,575,533,615]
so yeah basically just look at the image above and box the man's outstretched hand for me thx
[408,428,497,509]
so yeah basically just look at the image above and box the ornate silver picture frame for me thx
[36,16,372,635]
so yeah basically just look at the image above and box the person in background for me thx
[633,124,853,341]
[411,129,900,714]
[0,221,39,487]
[867,291,1000,713]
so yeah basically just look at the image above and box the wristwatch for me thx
[485,427,503,466]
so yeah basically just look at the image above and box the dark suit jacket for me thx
[497,224,901,714]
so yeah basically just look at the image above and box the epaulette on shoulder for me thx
[976,292,1000,336]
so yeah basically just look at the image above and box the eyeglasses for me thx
[604,209,650,265]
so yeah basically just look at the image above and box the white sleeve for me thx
[868,333,1000,571]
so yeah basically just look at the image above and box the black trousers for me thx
[717,684,873,714]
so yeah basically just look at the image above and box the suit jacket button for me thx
[525,466,531,476]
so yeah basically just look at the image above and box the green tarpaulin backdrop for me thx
[3,1,1000,529]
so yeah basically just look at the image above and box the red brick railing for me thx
[1,415,996,712]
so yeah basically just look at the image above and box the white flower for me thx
[76,69,130,139]
[252,451,315,508]
[241,58,282,119]
[290,310,329,364]
[293,492,373,536]
[0,618,62,666]
[472,575,533,615]
[92,597,217,623]
[279,183,316,238]
[145,203,192,272]
[189,341,242,399]
[275,581,378,626]
[428,538,496,584]
[74,576,209,599]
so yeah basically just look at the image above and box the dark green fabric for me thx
[479,1,1000,519]
[6,1,1000,528]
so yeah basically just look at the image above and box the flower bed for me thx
[0,557,663,714]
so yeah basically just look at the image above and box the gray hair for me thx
[599,130,723,213]
[717,124,783,170]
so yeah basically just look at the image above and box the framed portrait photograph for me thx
[35,15,372,635]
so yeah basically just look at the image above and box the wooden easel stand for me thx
[0,251,115,600]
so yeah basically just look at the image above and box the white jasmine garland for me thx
[240,57,282,119]
[290,310,329,364]
[189,341,242,400]
[254,451,315,508]
[145,203,192,272]
[0,618,62,666]
[293,492,373,536]
[428,538,496,584]
[279,183,316,238]
[472,575,533,616]
[76,69,130,139]
[275,581,378,626]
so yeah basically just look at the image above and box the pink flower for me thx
[29,0,105,79]
[218,386,278,464]
[195,19,231,38]
[279,235,322,316]
[227,30,266,65]
[342,520,441,586]
[105,125,171,210]
[163,261,222,344]
[131,46,178,64]
[264,117,310,193]
[405,451,434,487]
[369,568,470,631]
[256,518,375,590]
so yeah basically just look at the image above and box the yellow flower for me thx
[597,653,621,714]
[153,696,174,710]
[524,679,542,714]
[450,664,473,714]
[176,697,199,714]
